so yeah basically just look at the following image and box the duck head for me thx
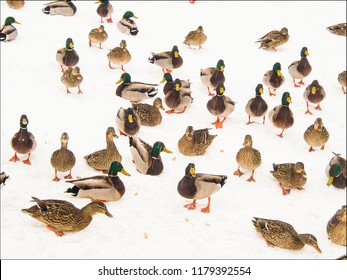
[300,47,309,58]
[327,164,343,186]
[151,142,172,158]
[108,161,130,176]
[185,163,196,177]
[172,45,180,58]
[281,92,292,106]
[123,11,138,19]
[216,59,225,72]
[255,84,263,96]
[4,16,21,25]
[309,80,319,94]
[19,114,28,129]
[216,83,225,96]
[161,73,173,83]
[116,72,131,84]
[313,117,324,131]
[65,38,74,50]
[273,62,282,77]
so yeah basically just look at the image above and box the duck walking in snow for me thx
[107,39,131,71]
[326,23,347,36]
[303,117,329,152]
[288,47,312,87]
[164,78,193,114]
[148,45,183,73]
[60,66,83,94]
[88,25,108,49]
[256,27,289,51]
[326,205,346,246]
[200,59,225,96]
[245,84,268,125]
[96,0,113,23]
[117,11,139,36]
[115,107,141,136]
[56,38,79,73]
[42,0,77,16]
[262,62,285,96]
[303,80,326,115]
[161,73,191,95]
[183,25,207,49]
[132,98,164,127]
[0,16,20,42]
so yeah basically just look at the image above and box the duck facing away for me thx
[0,16,20,42]
[164,78,193,114]
[117,11,139,36]
[303,117,329,152]
[256,27,289,51]
[60,66,83,94]
[88,25,108,49]
[115,107,141,136]
[200,59,225,96]
[288,47,312,87]
[132,98,164,127]
[56,38,79,73]
[107,39,131,71]
[148,45,183,73]
[22,197,113,236]
[96,0,113,23]
[6,0,25,9]
[327,23,347,36]
[338,70,346,94]
[326,205,346,246]
[262,62,285,96]
[245,84,268,125]
[183,25,207,49]
[161,72,191,95]
[326,152,346,189]
[303,80,326,114]
[42,0,77,16]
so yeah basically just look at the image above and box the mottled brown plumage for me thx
[6,0,25,9]
[107,40,131,71]
[327,205,346,246]
[88,25,108,49]
[256,27,289,51]
[60,66,83,94]
[303,118,329,152]
[327,23,347,36]
[183,26,207,49]
[338,70,346,94]
[132,98,164,126]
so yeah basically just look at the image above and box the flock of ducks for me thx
[1,0,346,256]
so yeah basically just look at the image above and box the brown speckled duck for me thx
[326,152,346,189]
[164,78,193,114]
[96,0,113,23]
[288,47,312,87]
[262,62,285,96]
[256,27,289,51]
[115,107,141,136]
[326,205,346,246]
[60,66,83,94]
[338,70,346,94]
[88,25,108,49]
[200,59,225,96]
[148,45,183,73]
[132,98,164,127]
[6,0,25,9]
[303,80,326,115]
[107,39,131,71]
[183,26,207,49]
[327,23,347,37]
[56,38,79,73]
[245,84,268,125]
[303,117,329,152]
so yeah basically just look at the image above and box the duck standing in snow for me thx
[326,23,347,37]
[262,62,285,96]
[288,47,312,87]
[164,78,193,114]
[183,26,207,49]
[88,25,108,49]
[303,80,326,115]
[42,0,77,16]
[0,16,20,42]
[200,59,225,96]
[115,107,141,136]
[117,11,139,36]
[96,0,113,23]
[107,39,131,71]
[60,66,83,94]
[245,84,268,125]
[161,73,191,95]
[326,205,346,246]
[148,45,183,73]
[56,38,79,73]
[303,118,329,152]
[256,27,289,51]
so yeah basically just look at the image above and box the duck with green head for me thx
[303,80,326,114]
[56,38,79,73]
[262,62,285,96]
[245,84,268,125]
[148,45,183,73]
[288,47,312,87]
[164,78,193,114]
[161,73,191,95]
[115,107,141,136]
[42,0,77,16]
[200,59,225,96]
[0,16,20,42]
[96,0,113,23]
[117,11,139,36]
[326,152,346,189]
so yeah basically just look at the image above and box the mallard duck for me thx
[107,39,131,71]
[6,0,25,9]
[270,162,307,195]
[183,26,207,49]
[160,72,191,95]
[178,126,217,156]
[256,27,289,51]
[177,163,227,213]
[206,83,235,129]
[22,197,113,236]
[148,45,183,73]
[288,47,312,87]
[56,38,79,73]
[327,23,347,36]
[96,0,113,23]
[0,172,9,186]
[84,127,122,173]
[60,66,83,94]
[9,114,37,165]
[303,117,329,152]
[115,72,158,103]
[326,152,346,189]
[117,11,139,36]
[164,78,193,114]
[88,25,108,49]
[233,135,262,182]
[268,92,294,138]
[66,161,130,202]
[115,107,141,136]
[132,98,164,126]
[50,132,76,182]
[245,84,268,125]
[42,0,77,16]
[129,135,172,176]
[0,16,20,42]
[252,217,322,253]
[327,205,346,246]
[200,59,225,96]
[338,70,346,94]
[303,80,326,115]
[262,62,285,96]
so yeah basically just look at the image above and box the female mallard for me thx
[22,197,112,236]
[178,126,217,156]
[288,47,312,87]
[303,117,329,152]
[88,25,108,49]
[56,38,79,73]
[200,59,225,96]
[245,84,268,125]
[115,72,158,103]
[326,205,346,246]
[327,23,347,37]
[326,152,346,189]
[96,0,113,23]
[262,62,285,96]
[60,66,83,94]
[252,217,322,253]
[50,132,76,181]
[6,0,25,9]
[129,135,172,176]
[270,162,307,195]
[303,80,326,115]
[256,27,289,51]
[132,97,164,127]
[233,135,262,182]
[42,0,77,16]
[160,72,191,95]
[206,83,235,129]
[164,78,193,114]
[84,127,122,173]
[115,107,141,136]
[177,163,227,213]
[148,45,183,73]
[268,92,294,138]
[0,172,10,187]
[117,11,139,36]
[9,114,37,165]
[183,26,207,49]
[338,70,346,94]
[66,161,130,202]
[0,16,20,42]
[107,39,131,71]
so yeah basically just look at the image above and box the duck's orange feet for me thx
[201,197,211,213]
[262,116,266,124]
[305,109,313,115]
[66,87,71,94]
[9,153,20,162]
[176,106,187,114]
[184,200,196,210]
[108,61,115,69]
[99,43,102,49]
[46,225,64,237]
[165,109,175,114]
[280,183,290,195]
[165,68,173,73]
[92,199,109,203]
[299,79,305,85]
[216,117,226,128]
[212,118,220,128]
[107,17,113,23]
[293,78,300,87]
[233,168,244,177]
[269,89,276,96]
[64,173,73,179]
[320,145,325,150]
[246,116,254,125]
[309,147,315,152]
[52,177,60,182]
[121,65,126,72]
[314,104,322,111]
[276,130,284,138]
[22,155,32,165]
[89,39,92,47]
[246,171,256,182]
[78,86,83,94]
[119,130,127,136]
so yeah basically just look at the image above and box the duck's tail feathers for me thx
[42,6,51,15]
[148,90,158,98]
[130,29,139,36]
[65,186,79,196]
[0,34,7,41]
[148,56,155,64]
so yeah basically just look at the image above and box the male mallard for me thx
[9,114,37,165]
[115,72,158,103]
[0,16,20,42]
[326,152,346,189]
[107,39,131,71]
[177,163,227,213]
[183,26,207,49]
[338,70,346,94]
[206,83,235,129]
[56,38,79,73]
[132,98,164,126]
[117,11,139,36]
[22,197,112,236]
[6,0,25,9]
[326,205,346,246]
[129,135,172,176]
[288,47,312,87]
[200,59,225,96]
[303,80,326,115]
[164,78,193,114]
[327,23,347,37]
[245,84,268,125]
[60,66,83,94]
[50,132,76,181]
[161,73,191,95]
[84,127,122,173]
[178,126,217,156]
[233,135,262,182]
[88,25,108,49]
[66,161,130,202]
[42,0,77,16]
[268,92,294,138]
[148,45,183,73]
[96,0,113,23]
[270,162,307,195]
[115,107,141,136]
[303,117,329,152]
[262,62,285,96]
[0,172,10,186]
[252,217,322,253]
[256,27,289,51]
